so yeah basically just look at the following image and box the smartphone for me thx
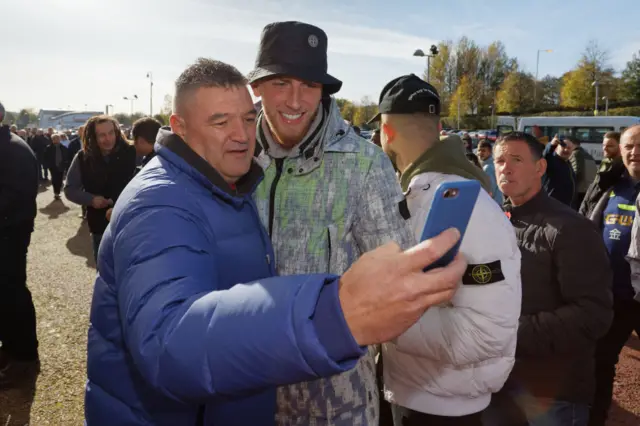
[420,180,481,272]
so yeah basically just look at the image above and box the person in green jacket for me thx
[248,21,415,425]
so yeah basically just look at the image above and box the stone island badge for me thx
[462,260,504,285]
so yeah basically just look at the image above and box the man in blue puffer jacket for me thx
[84,59,467,425]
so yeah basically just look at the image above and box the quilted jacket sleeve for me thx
[113,205,365,403]
[394,176,522,366]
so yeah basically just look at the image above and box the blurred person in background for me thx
[477,140,502,205]
[581,132,625,218]
[131,117,161,174]
[565,138,597,210]
[541,135,576,206]
[31,129,50,182]
[44,134,70,200]
[0,101,40,388]
[64,116,137,261]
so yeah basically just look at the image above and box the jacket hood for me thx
[155,127,263,201]
[400,134,492,193]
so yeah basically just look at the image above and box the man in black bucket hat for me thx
[249,21,415,425]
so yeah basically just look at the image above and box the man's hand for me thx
[339,228,466,346]
[91,196,110,209]
[550,134,560,146]
[106,208,113,222]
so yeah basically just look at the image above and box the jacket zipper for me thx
[268,158,284,237]
[327,227,332,270]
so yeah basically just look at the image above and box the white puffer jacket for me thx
[383,172,522,417]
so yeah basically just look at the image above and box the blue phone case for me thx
[420,180,481,271]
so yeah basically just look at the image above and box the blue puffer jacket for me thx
[85,129,365,425]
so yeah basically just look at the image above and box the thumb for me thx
[399,228,461,273]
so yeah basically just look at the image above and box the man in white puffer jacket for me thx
[369,74,522,426]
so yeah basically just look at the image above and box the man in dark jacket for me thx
[43,134,70,200]
[131,116,161,174]
[483,131,613,426]
[67,125,84,163]
[567,138,598,210]
[580,132,624,218]
[0,102,40,388]
[31,129,50,182]
[542,135,576,206]
[84,58,465,426]
[590,125,640,425]
[64,116,137,262]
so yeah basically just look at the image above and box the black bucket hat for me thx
[247,21,342,95]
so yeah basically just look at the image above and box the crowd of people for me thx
[0,19,639,426]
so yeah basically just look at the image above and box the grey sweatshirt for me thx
[64,153,94,206]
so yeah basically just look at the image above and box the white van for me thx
[496,116,517,135]
[518,116,640,162]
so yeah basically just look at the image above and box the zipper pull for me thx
[266,254,271,265]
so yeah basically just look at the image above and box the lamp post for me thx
[413,45,439,82]
[106,104,114,115]
[146,72,154,116]
[534,49,553,106]
[123,95,138,116]
[602,96,609,116]
[592,81,599,116]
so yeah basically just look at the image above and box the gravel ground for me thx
[0,184,639,425]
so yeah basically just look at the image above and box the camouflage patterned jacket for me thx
[253,99,415,426]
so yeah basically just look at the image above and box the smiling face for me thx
[170,85,257,184]
[252,76,323,149]
[621,126,640,179]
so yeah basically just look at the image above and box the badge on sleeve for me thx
[462,260,504,285]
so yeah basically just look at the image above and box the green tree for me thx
[428,41,456,112]
[496,70,535,113]
[336,98,356,123]
[538,75,562,107]
[620,50,640,101]
[448,76,475,117]
[561,40,617,108]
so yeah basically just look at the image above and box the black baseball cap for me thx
[367,74,440,125]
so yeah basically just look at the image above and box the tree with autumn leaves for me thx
[335,38,640,128]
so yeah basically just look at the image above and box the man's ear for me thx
[382,120,395,144]
[169,114,186,139]
[537,157,548,177]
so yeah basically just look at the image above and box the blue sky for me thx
[1,0,639,115]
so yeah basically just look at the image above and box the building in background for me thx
[37,110,103,130]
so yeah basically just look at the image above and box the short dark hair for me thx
[465,152,482,168]
[564,136,580,146]
[477,140,492,151]
[132,117,162,145]
[604,131,621,143]
[494,131,543,160]
[174,58,247,113]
